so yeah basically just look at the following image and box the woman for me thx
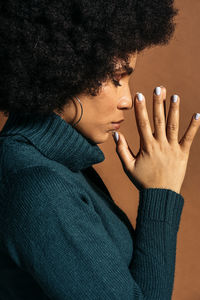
[0,1,199,299]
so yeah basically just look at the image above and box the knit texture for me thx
[0,112,184,300]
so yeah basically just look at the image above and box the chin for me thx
[88,131,110,145]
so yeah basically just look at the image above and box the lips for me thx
[111,120,124,130]
[112,119,124,124]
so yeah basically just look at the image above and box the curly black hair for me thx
[0,0,178,116]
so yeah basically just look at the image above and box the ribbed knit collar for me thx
[0,111,105,172]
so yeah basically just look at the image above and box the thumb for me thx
[112,131,136,172]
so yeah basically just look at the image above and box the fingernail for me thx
[136,92,143,101]
[195,113,200,120]
[154,86,161,96]
[112,131,119,143]
[172,95,178,103]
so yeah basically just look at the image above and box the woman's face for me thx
[55,53,137,144]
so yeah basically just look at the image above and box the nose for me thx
[117,87,133,110]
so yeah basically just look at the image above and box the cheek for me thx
[96,102,115,123]
[98,85,117,114]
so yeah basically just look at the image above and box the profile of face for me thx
[54,53,137,144]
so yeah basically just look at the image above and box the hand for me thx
[113,86,200,194]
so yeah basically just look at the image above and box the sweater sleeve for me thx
[129,188,184,300]
[4,166,184,300]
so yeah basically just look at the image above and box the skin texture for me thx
[53,53,137,144]
[54,53,200,194]
[115,87,200,193]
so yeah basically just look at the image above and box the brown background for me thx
[0,0,199,298]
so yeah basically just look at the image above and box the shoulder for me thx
[0,135,71,182]
[0,134,89,209]
[0,135,45,171]
[6,164,76,197]
[4,165,90,230]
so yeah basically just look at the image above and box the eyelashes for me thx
[112,79,122,87]
[112,78,122,87]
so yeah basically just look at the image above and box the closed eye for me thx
[112,78,122,87]
[116,67,134,76]
[112,69,134,87]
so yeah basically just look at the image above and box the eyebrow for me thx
[115,66,135,75]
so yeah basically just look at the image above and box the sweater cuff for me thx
[136,188,184,231]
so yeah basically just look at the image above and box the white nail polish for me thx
[155,87,161,96]
[136,93,143,101]
[172,95,178,103]
[112,131,119,143]
[195,113,200,120]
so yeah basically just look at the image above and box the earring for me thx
[71,96,83,127]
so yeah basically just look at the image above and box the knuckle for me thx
[166,123,178,131]
[154,116,165,127]
[138,119,149,129]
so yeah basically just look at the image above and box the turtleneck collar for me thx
[0,111,105,172]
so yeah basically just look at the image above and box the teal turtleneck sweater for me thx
[0,112,184,300]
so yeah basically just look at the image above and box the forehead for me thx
[129,53,137,67]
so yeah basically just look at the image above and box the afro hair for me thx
[0,0,178,116]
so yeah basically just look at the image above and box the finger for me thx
[166,94,180,144]
[153,86,167,142]
[152,86,167,138]
[113,131,136,172]
[134,92,153,152]
[160,85,167,121]
[179,113,200,153]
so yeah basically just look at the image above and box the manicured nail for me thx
[136,92,143,101]
[112,131,119,143]
[195,113,200,120]
[154,87,161,96]
[172,95,178,103]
